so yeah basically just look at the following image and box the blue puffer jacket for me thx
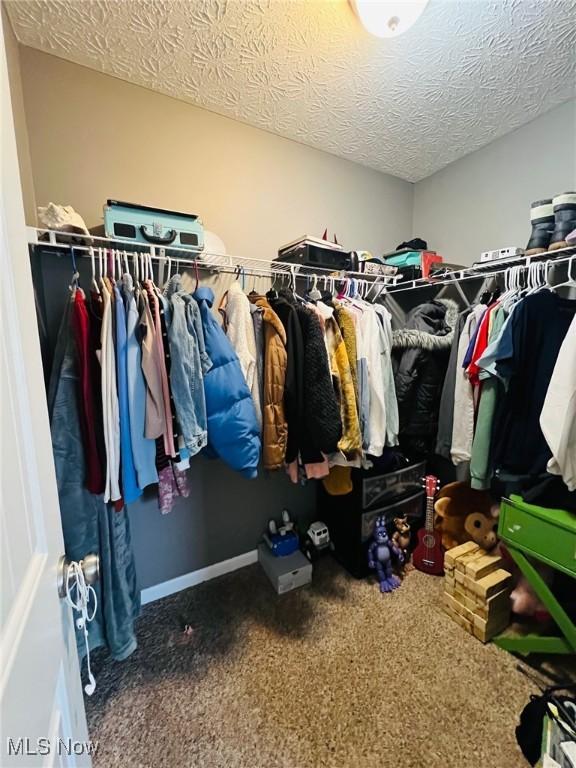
[194,287,260,478]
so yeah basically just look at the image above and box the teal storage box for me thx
[103,200,204,251]
[384,251,423,268]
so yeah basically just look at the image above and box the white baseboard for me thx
[141,549,258,605]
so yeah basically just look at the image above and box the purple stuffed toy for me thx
[368,516,404,593]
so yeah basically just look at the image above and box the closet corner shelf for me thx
[387,244,576,294]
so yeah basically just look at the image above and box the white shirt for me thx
[221,282,261,429]
[100,281,121,502]
[360,306,387,457]
[540,314,576,490]
[451,304,485,465]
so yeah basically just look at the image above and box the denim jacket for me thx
[164,275,212,455]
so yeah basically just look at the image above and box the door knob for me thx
[57,553,100,598]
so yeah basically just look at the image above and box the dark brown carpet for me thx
[86,558,552,767]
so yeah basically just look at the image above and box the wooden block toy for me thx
[465,553,502,581]
[455,548,485,574]
[454,587,467,604]
[455,569,467,586]
[474,588,510,621]
[470,569,512,600]
[442,543,511,644]
[444,541,480,571]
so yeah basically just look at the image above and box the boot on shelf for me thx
[549,192,576,251]
[525,199,554,256]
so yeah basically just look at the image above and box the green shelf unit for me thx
[494,496,576,656]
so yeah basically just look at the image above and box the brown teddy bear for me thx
[434,482,499,551]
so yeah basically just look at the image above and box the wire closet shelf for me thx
[27,227,401,294]
[386,243,576,293]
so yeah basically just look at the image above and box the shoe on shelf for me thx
[566,227,576,245]
[549,192,576,251]
[525,198,554,255]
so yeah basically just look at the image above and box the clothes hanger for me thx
[133,250,140,284]
[89,247,100,294]
[69,247,80,293]
[266,269,282,300]
[550,255,576,293]
[290,265,305,303]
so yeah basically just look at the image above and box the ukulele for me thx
[413,474,444,575]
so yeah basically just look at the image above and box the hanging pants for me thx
[48,292,140,661]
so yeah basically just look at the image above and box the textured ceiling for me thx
[7,0,576,181]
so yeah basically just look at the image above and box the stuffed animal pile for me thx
[434,482,499,551]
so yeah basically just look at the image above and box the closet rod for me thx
[387,245,576,293]
[27,227,400,289]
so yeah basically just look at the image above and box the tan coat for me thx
[249,294,288,470]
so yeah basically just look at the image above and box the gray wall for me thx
[32,251,316,591]
[413,100,576,265]
[14,37,576,592]
[19,49,413,592]
[17,46,414,258]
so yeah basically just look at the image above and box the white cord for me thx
[64,561,98,696]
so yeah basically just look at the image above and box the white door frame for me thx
[0,10,92,767]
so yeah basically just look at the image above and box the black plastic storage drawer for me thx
[318,461,425,579]
[362,461,425,510]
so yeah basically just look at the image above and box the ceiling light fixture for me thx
[351,0,430,38]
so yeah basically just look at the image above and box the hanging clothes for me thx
[333,303,359,409]
[114,282,142,505]
[145,280,176,458]
[315,301,361,459]
[268,291,305,467]
[100,277,122,503]
[164,275,211,456]
[360,305,388,457]
[295,299,342,471]
[393,299,458,460]
[540,313,576,490]
[250,302,265,423]
[248,292,288,471]
[450,303,485,466]
[219,281,262,430]
[435,309,470,460]
[71,288,105,494]
[157,464,191,515]
[121,275,158,490]
[350,305,371,451]
[373,303,399,448]
[48,291,139,661]
[469,305,507,490]
[138,287,166,440]
[492,290,576,477]
[194,286,261,479]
